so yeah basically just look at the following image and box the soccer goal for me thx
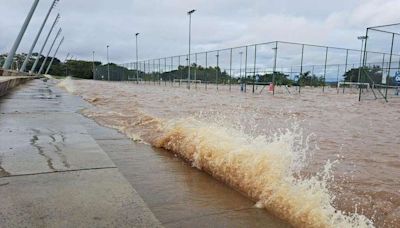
[173,79,202,84]
[337,81,370,89]
[128,77,143,82]
[373,84,400,98]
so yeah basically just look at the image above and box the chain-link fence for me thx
[95,40,399,99]
[358,23,400,101]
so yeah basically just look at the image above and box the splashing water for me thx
[57,76,75,93]
[152,118,374,228]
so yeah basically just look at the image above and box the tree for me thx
[343,65,388,84]
[298,71,325,87]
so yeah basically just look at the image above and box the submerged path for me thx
[0,79,289,227]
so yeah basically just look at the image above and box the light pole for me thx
[135,33,139,84]
[107,45,110,81]
[3,0,39,70]
[187,9,196,89]
[357,35,368,83]
[21,0,59,72]
[92,51,95,79]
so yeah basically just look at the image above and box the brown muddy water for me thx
[58,78,399,228]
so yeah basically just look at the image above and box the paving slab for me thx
[0,113,115,176]
[0,168,161,228]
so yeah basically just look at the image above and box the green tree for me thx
[298,71,325,87]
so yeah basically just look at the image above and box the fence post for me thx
[344,49,349,76]
[229,48,232,92]
[170,57,173,85]
[385,33,395,101]
[290,66,293,80]
[205,51,208,90]
[336,64,340,93]
[362,29,369,67]
[216,51,219,90]
[145,61,148,83]
[342,49,348,93]
[152,59,155,85]
[178,56,181,87]
[299,44,304,94]
[272,42,278,95]
[158,58,161,85]
[359,29,369,101]
[195,53,197,88]
[323,47,328,93]
[164,58,167,86]
[381,54,386,85]
[253,45,257,93]
[244,46,248,92]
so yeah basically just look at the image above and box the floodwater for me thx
[59,78,400,228]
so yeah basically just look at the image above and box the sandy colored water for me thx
[59,78,399,228]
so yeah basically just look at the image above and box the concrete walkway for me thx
[0,78,289,228]
[0,79,162,227]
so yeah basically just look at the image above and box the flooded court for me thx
[59,78,400,228]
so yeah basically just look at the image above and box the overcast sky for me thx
[1,0,399,64]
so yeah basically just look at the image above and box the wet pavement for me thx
[0,79,161,227]
[0,79,289,227]
[97,137,290,228]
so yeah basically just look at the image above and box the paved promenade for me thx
[0,78,288,228]
[0,79,162,227]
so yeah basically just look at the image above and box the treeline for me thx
[0,53,100,79]
[3,53,393,86]
[343,65,398,85]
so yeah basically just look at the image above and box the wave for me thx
[152,118,374,228]
[57,76,75,93]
